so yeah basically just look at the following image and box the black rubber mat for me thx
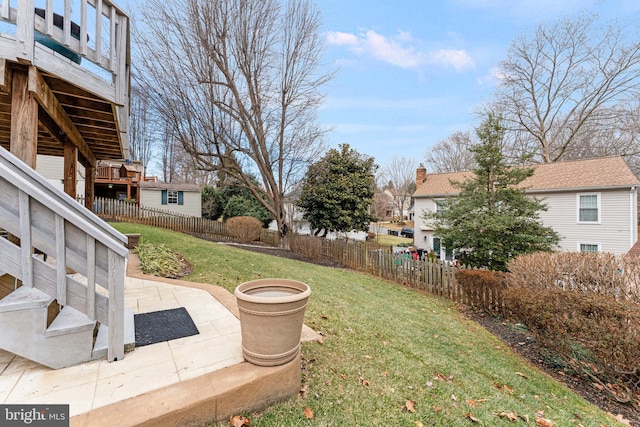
[134,307,199,346]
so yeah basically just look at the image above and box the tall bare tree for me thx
[491,13,640,165]
[380,156,417,222]
[133,0,333,245]
[129,83,156,176]
[425,131,476,173]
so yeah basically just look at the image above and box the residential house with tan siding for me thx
[413,157,639,258]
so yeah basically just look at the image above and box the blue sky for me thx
[317,0,640,166]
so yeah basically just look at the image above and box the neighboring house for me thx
[380,189,412,221]
[269,200,367,241]
[139,181,202,217]
[95,159,151,202]
[413,157,639,258]
[36,155,86,198]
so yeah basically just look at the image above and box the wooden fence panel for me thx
[82,196,503,309]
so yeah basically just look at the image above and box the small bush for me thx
[135,242,185,278]
[503,285,640,390]
[508,252,640,302]
[226,216,262,242]
[455,270,507,313]
[290,234,324,260]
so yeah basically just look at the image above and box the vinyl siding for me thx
[537,189,635,254]
[139,188,202,217]
[413,198,439,250]
[414,188,637,255]
[35,155,86,197]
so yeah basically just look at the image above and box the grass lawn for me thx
[112,223,618,426]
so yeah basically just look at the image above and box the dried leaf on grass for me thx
[498,412,518,421]
[229,415,250,427]
[303,407,314,419]
[466,413,481,423]
[404,400,416,413]
[535,416,555,427]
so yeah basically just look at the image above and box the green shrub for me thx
[226,216,262,242]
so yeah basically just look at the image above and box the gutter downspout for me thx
[631,187,637,249]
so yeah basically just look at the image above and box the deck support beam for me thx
[10,67,38,168]
[27,66,96,168]
[64,141,78,198]
[85,165,95,211]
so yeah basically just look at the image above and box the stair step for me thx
[92,308,135,359]
[45,305,96,338]
[0,286,53,313]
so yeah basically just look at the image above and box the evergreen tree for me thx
[429,114,560,270]
[297,144,377,236]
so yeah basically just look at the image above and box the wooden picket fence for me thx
[80,196,496,308]
[80,196,276,243]
[288,234,496,308]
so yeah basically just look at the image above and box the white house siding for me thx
[536,189,637,254]
[139,189,202,217]
[414,188,638,256]
[35,155,86,197]
[414,198,438,251]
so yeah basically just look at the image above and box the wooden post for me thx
[85,165,95,211]
[64,141,78,198]
[10,68,38,168]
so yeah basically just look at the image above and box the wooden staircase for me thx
[0,146,132,368]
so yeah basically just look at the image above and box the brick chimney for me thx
[416,163,427,185]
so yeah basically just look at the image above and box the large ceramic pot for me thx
[234,278,311,367]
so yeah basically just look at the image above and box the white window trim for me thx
[576,192,601,224]
[167,190,179,205]
[577,242,601,253]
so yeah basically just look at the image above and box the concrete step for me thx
[0,285,53,313]
[92,308,135,359]
[45,305,96,338]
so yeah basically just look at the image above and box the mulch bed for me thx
[459,306,640,426]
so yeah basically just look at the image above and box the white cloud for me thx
[326,30,474,71]
[429,49,475,71]
[326,31,359,46]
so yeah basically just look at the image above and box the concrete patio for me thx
[0,256,319,426]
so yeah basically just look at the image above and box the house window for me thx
[161,190,184,205]
[579,243,600,253]
[167,190,178,204]
[435,199,447,217]
[577,193,600,223]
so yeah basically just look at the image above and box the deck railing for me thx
[0,0,130,141]
[0,146,128,362]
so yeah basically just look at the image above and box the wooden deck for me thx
[0,0,130,165]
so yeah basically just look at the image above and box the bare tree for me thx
[129,83,155,176]
[492,13,640,164]
[425,131,476,173]
[133,0,333,246]
[379,156,417,222]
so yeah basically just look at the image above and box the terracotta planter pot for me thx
[234,278,311,367]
